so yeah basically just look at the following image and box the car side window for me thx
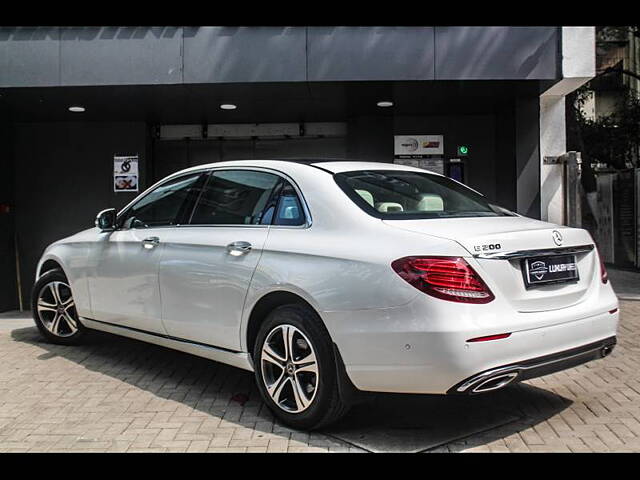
[273,183,306,226]
[189,170,280,225]
[118,172,205,229]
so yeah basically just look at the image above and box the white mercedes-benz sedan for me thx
[32,160,619,430]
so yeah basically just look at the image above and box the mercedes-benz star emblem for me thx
[552,230,563,246]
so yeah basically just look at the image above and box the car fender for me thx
[35,240,93,318]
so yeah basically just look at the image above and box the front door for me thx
[89,228,167,333]
[88,171,206,333]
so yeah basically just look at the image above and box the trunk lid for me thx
[383,216,597,312]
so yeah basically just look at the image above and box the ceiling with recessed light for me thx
[0,80,546,124]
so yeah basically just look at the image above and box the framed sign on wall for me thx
[394,135,444,175]
[113,154,139,193]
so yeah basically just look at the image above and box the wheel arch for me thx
[36,255,67,280]
[244,288,364,409]
[244,290,326,359]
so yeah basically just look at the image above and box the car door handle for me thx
[226,241,252,255]
[142,236,160,249]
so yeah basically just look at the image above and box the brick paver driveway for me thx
[1,301,639,453]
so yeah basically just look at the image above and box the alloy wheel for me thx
[260,324,319,413]
[36,281,79,337]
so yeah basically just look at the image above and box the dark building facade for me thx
[0,26,595,312]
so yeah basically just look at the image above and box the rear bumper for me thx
[447,336,617,394]
[324,294,619,394]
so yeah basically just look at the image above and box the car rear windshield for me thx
[334,170,511,220]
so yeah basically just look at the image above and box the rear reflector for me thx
[467,333,512,343]
[391,256,495,304]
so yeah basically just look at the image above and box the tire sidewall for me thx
[31,269,86,345]
[253,304,337,430]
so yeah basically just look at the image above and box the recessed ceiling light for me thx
[68,106,85,113]
[220,104,237,110]
[376,101,394,108]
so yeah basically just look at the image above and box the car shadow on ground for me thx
[10,326,572,452]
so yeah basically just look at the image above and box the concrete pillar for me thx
[539,26,596,225]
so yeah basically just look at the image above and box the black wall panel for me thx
[12,122,148,302]
[0,123,17,311]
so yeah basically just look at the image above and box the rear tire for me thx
[253,303,351,430]
[31,269,87,345]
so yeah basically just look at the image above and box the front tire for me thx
[31,269,87,345]
[253,304,350,430]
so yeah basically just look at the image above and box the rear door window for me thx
[189,170,280,225]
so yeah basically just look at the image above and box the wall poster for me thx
[114,154,139,192]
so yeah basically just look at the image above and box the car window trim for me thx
[258,178,285,226]
[176,171,211,226]
[116,166,312,230]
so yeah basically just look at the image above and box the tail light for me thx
[391,256,495,304]
[596,246,608,284]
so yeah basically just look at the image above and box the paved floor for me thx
[0,302,639,453]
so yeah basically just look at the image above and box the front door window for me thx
[118,172,204,229]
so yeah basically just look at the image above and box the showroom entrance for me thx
[151,122,348,182]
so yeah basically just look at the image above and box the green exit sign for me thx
[457,145,469,156]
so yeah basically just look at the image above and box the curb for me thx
[617,295,640,301]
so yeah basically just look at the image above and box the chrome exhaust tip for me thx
[456,369,521,394]
[601,345,614,358]
[471,372,519,393]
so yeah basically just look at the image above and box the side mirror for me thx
[95,208,117,232]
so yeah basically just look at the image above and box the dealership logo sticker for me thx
[552,230,563,246]
[114,155,139,192]
[529,260,548,280]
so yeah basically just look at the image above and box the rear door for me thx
[158,169,284,351]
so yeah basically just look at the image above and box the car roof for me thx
[311,161,438,175]
[173,158,438,177]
